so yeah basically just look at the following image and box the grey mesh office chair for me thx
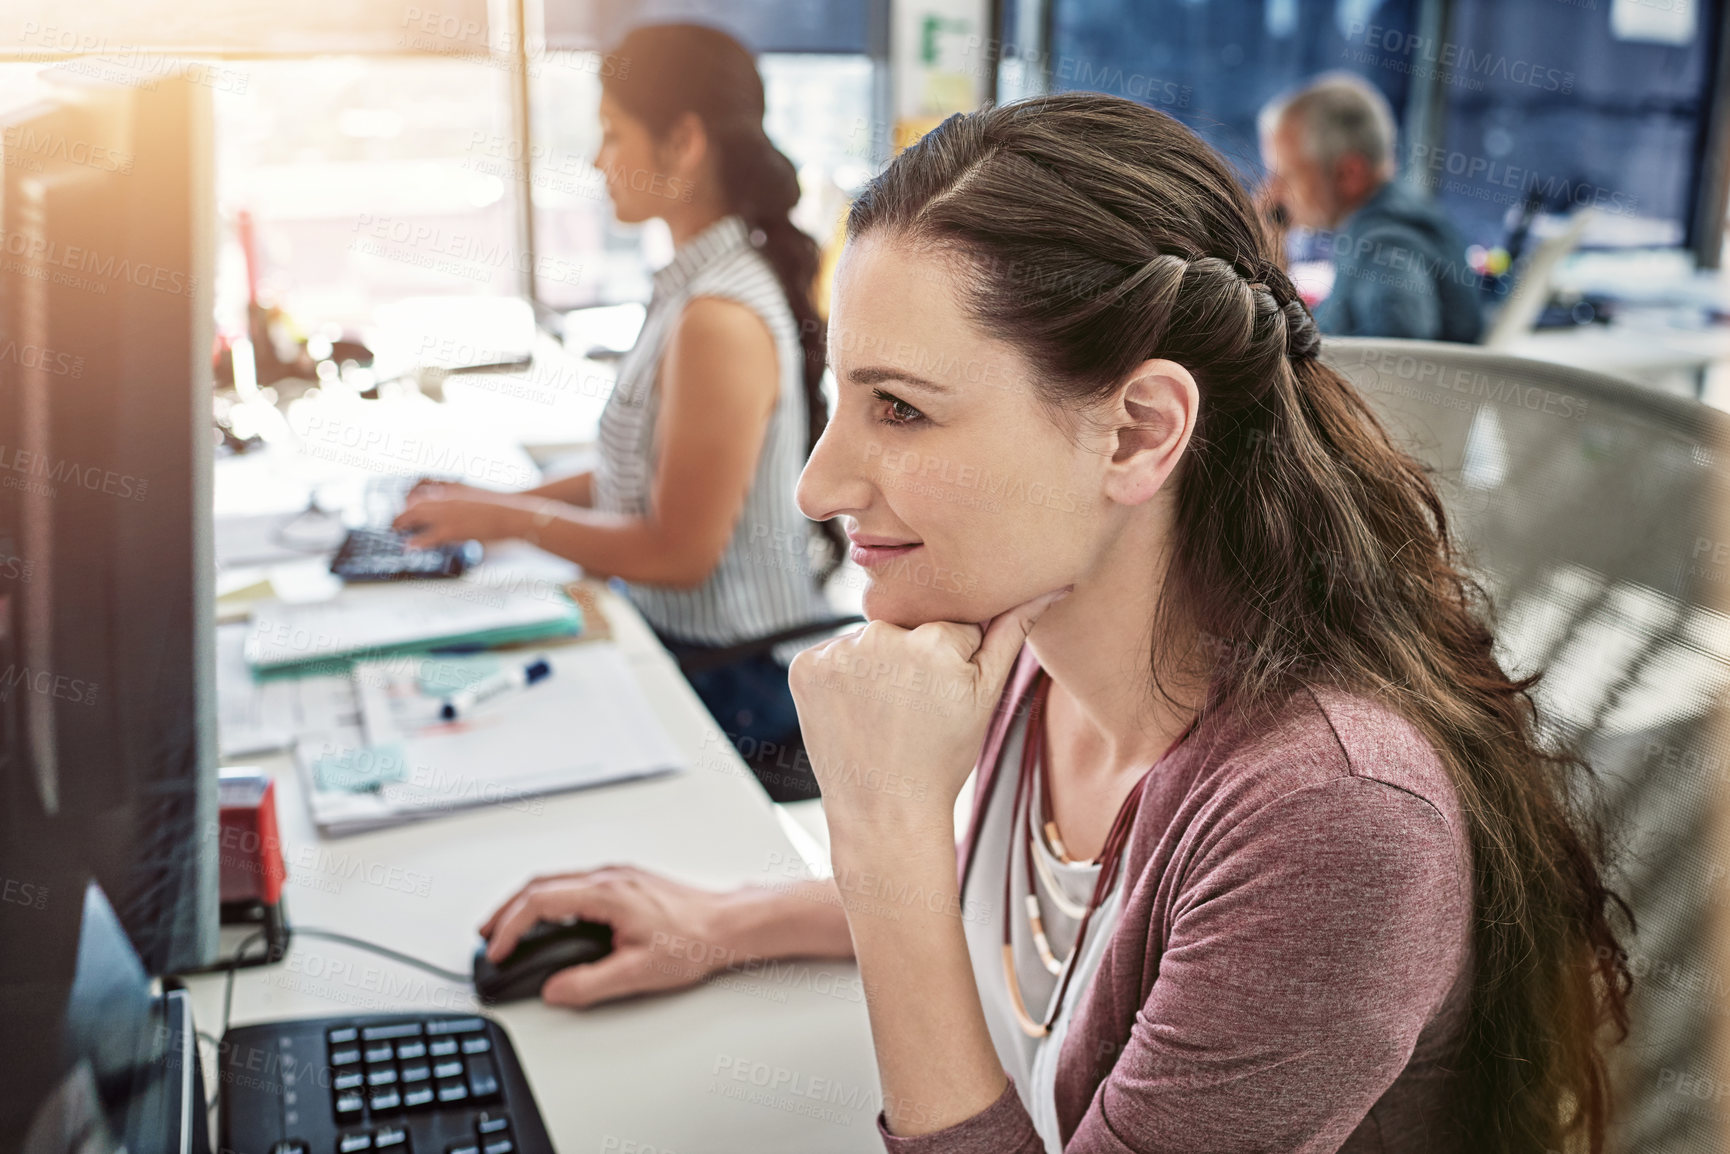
[1323,338,1730,1154]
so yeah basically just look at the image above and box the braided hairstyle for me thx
[603,23,847,581]
[849,93,1630,1153]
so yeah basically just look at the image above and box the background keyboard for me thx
[220,1014,554,1154]
[329,528,481,582]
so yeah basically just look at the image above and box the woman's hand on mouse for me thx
[478,866,744,1008]
[787,586,1071,860]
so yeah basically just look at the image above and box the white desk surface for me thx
[1501,324,1727,376]
[193,439,882,1150]
[1499,322,1730,410]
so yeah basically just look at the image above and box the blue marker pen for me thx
[439,656,554,720]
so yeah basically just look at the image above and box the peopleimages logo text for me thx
[0,227,199,297]
[1345,22,1574,93]
[1,665,98,706]
[0,444,150,501]
[1,125,133,174]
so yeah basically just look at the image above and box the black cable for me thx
[204,924,468,1023]
[198,924,469,1135]
[196,1031,223,1133]
[291,927,472,985]
[222,930,268,1041]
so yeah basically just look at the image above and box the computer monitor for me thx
[1482,209,1596,349]
[0,65,219,980]
[0,878,211,1154]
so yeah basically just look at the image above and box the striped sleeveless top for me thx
[593,214,833,668]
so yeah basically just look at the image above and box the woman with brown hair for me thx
[480,92,1632,1153]
[397,24,849,800]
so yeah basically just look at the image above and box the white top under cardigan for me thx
[962,704,1128,1154]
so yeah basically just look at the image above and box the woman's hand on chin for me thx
[788,586,1071,858]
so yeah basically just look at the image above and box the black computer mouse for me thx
[473,919,614,1003]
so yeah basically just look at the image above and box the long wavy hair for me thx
[848,92,1633,1153]
[602,23,846,582]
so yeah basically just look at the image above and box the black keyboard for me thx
[330,529,482,582]
[219,1014,554,1154]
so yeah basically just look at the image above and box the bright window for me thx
[527,49,878,312]
[212,57,521,335]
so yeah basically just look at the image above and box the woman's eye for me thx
[872,388,924,427]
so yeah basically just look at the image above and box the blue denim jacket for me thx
[1313,181,1484,343]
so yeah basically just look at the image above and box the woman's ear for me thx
[1101,358,1199,507]
[660,111,711,179]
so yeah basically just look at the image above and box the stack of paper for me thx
[243,583,583,673]
[217,623,361,759]
[293,643,686,836]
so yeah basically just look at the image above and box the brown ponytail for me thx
[849,93,1633,1153]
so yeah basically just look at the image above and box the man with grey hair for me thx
[1260,71,1482,342]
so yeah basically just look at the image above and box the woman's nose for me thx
[796,420,873,526]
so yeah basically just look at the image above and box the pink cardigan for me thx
[877,645,1474,1153]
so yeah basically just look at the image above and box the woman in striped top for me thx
[396,25,847,799]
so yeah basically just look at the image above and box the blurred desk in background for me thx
[1505,251,1730,407]
[435,329,618,466]
[1503,322,1730,402]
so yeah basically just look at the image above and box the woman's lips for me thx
[849,542,922,569]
